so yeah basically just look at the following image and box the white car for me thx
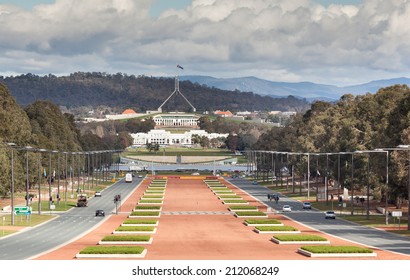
[282,205,292,212]
[95,191,102,197]
[325,210,336,219]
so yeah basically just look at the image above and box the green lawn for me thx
[0,214,55,227]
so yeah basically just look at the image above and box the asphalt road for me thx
[227,177,410,256]
[0,176,143,260]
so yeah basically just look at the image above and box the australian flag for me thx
[177,64,184,70]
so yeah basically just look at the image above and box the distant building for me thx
[106,109,144,120]
[214,110,233,117]
[130,129,228,147]
[153,113,199,128]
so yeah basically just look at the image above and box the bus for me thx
[125,173,132,183]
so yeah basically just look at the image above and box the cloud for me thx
[1,0,410,85]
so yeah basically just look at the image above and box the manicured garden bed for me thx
[213,190,234,194]
[254,225,300,234]
[271,234,329,244]
[142,195,164,199]
[76,246,147,258]
[218,195,242,199]
[147,187,166,190]
[228,205,258,211]
[134,205,162,210]
[129,211,161,217]
[222,200,248,204]
[122,219,158,226]
[145,190,165,194]
[298,246,376,258]
[138,199,163,204]
[234,211,268,218]
[113,226,156,234]
[244,219,283,226]
[99,235,153,244]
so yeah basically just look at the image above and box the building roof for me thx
[122,109,137,114]
[214,110,233,117]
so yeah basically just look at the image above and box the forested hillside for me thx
[0,72,309,113]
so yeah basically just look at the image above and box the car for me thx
[138,175,143,178]
[95,191,102,197]
[252,180,258,185]
[95,210,105,217]
[325,210,336,219]
[282,205,292,212]
[302,202,311,209]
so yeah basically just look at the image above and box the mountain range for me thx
[180,76,410,101]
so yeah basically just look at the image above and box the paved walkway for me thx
[35,177,410,260]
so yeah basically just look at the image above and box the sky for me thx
[0,0,409,86]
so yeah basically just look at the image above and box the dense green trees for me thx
[253,85,410,206]
[1,72,309,113]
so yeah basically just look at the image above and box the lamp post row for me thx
[246,148,407,228]
[1,143,122,225]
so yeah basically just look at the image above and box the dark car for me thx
[95,210,105,217]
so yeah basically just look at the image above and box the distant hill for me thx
[180,75,410,101]
[0,73,310,113]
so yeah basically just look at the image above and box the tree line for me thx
[252,84,410,207]
[0,72,310,113]
[0,83,152,197]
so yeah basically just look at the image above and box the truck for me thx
[76,195,88,207]
[125,173,132,183]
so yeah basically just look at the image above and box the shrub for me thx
[300,246,373,254]
[79,246,145,254]
[102,235,151,242]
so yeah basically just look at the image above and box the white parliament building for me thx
[130,129,228,147]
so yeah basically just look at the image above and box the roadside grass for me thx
[273,235,327,242]
[0,230,16,237]
[300,245,373,254]
[79,246,145,254]
[0,214,54,227]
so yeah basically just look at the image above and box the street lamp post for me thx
[7,143,16,225]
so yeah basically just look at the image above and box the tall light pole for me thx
[6,143,16,225]
[396,145,410,230]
